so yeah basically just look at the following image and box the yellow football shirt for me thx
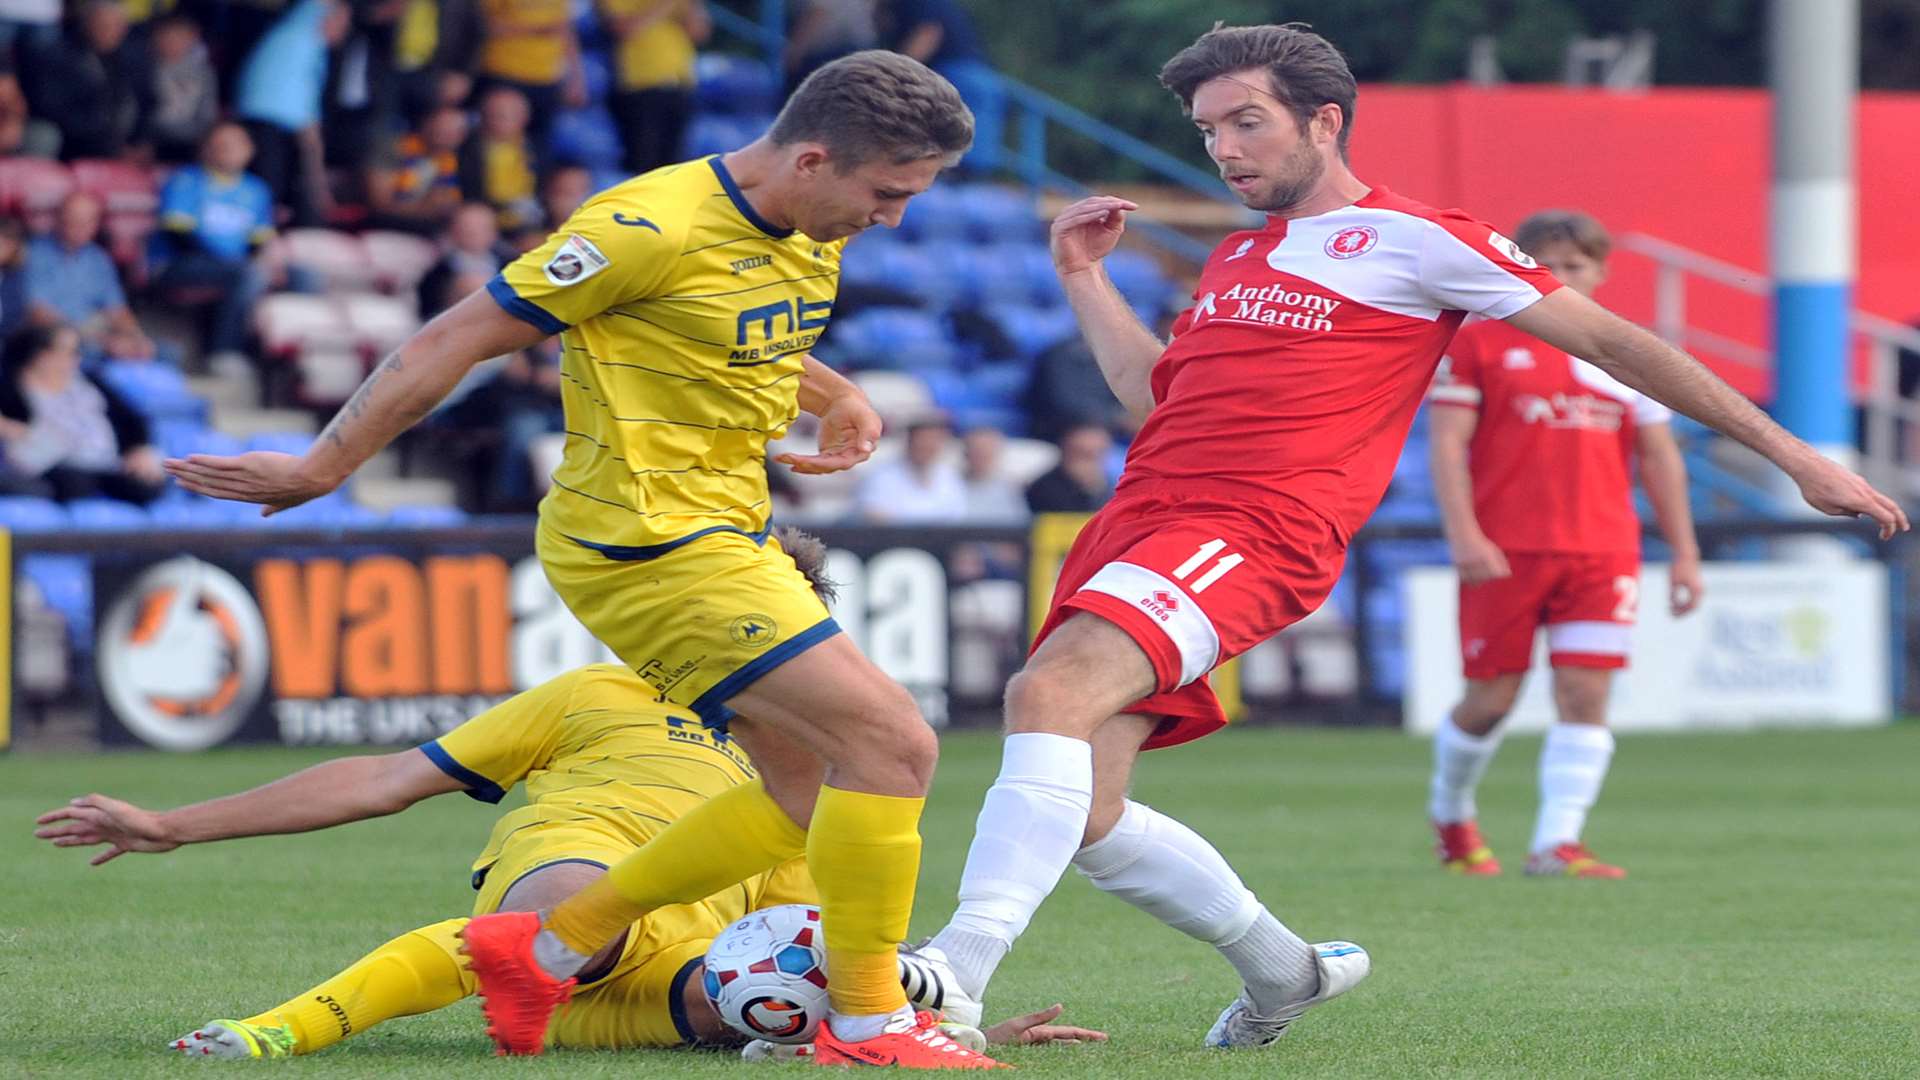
[489,156,845,553]
[600,0,697,90]
[478,0,571,84]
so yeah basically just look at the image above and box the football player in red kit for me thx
[1426,211,1701,880]
[913,22,1907,1052]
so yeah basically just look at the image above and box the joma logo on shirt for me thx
[730,254,773,275]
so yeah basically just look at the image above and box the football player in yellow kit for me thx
[166,50,995,1066]
[36,535,1105,1059]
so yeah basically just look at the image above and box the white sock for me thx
[830,1003,916,1043]
[1074,801,1317,1012]
[1429,714,1505,824]
[932,732,1093,998]
[1531,722,1615,853]
[531,929,592,979]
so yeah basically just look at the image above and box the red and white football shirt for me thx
[1121,186,1562,542]
[1427,319,1671,556]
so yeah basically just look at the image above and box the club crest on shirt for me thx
[542,234,611,286]
[730,614,778,648]
[1324,225,1378,259]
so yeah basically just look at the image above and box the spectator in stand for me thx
[1024,421,1113,514]
[392,0,482,126]
[473,0,584,155]
[856,412,967,523]
[140,13,218,164]
[0,70,58,157]
[0,0,62,63]
[0,324,166,504]
[365,104,468,234]
[0,218,29,338]
[460,84,542,231]
[882,0,999,171]
[148,123,276,364]
[1023,335,1128,441]
[436,338,563,510]
[960,425,1028,523]
[540,162,592,227]
[234,0,349,225]
[599,0,707,175]
[783,0,876,98]
[24,193,158,363]
[416,200,501,318]
[25,0,143,161]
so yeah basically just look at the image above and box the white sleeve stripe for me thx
[1428,384,1481,405]
[1417,221,1549,319]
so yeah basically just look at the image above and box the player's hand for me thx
[1669,553,1704,616]
[983,1003,1109,1047]
[34,794,178,865]
[163,451,336,515]
[775,393,881,475]
[1450,534,1511,585]
[1050,195,1139,277]
[1788,455,1910,540]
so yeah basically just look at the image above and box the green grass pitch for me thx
[6,725,1918,1078]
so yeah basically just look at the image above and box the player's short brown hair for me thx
[1513,210,1612,262]
[769,51,974,170]
[1159,23,1358,158]
[774,526,839,604]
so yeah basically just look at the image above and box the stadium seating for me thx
[0,496,70,533]
[360,231,441,295]
[0,156,75,230]
[281,229,375,293]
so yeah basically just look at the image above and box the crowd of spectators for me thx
[0,0,1121,521]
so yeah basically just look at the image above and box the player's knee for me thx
[1003,663,1103,738]
[1552,673,1610,724]
[837,684,938,785]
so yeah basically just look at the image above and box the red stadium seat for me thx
[70,158,161,214]
[253,293,353,357]
[0,157,76,230]
[339,292,421,356]
[360,230,441,295]
[281,228,375,293]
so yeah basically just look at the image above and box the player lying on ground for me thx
[916,22,1908,1053]
[1426,209,1703,880]
[35,535,1102,1058]
[166,51,999,1068]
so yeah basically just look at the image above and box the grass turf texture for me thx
[5,725,1918,1079]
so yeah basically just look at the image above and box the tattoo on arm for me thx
[321,351,407,450]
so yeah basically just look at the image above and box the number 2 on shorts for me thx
[1171,538,1244,594]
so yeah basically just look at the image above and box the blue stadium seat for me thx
[681,114,747,158]
[857,244,956,309]
[0,496,68,532]
[386,504,469,528]
[915,368,989,413]
[153,420,244,460]
[985,242,1064,306]
[549,108,625,171]
[948,405,1027,437]
[956,185,1041,243]
[896,186,970,244]
[695,55,779,115]
[578,48,613,102]
[22,553,91,653]
[97,361,206,423]
[968,360,1031,407]
[66,498,149,531]
[1370,641,1407,697]
[245,432,314,457]
[832,310,960,371]
[148,496,253,528]
[982,302,1078,360]
[1102,249,1174,318]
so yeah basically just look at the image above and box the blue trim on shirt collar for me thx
[485,275,567,335]
[418,741,507,804]
[689,617,842,724]
[667,954,704,1046]
[567,523,773,562]
[708,156,793,239]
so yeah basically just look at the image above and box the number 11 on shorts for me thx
[1171,539,1244,594]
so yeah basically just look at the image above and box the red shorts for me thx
[1035,488,1345,751]
[1458,551,1640,679]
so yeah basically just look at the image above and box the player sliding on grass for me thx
[916,22,1908,1051]
[34,533,1103,1060]
[1426,210,1702,880]
[164,52,1002,1068]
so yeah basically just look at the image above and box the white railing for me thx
[1620,232,1920,497]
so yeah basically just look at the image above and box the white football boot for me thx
[741,1039,814,1062]
[1204,940,1371,1049]
[898,944,983,1027]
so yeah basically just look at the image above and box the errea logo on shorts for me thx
[1141,590,1181,622]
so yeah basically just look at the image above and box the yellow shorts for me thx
[537,521,840,727]
[470,818,641,917]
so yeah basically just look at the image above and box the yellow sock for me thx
[548,778,806,954]
[244,918,476,1054]
[807,785,923,1017]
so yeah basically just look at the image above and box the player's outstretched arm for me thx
[1505,289,1910,538]
[165,290,550,513]
[1052,195,1162,422]
[1637,422,1704,615]
[33,750,464,865]
[983,1003,1108,1046]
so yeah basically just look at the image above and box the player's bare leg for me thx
[1526,666,1625,878]
[1430,673,1524,874]
[923,614,1156,1022]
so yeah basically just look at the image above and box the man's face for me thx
[204,125,253,174]
[424,108,469,152]
[906,423,951,468]
[790,151,945,242]
[1190,69,1331,214]
[544,168,591,225]
[1529,240,1607,298]
[57,195,103,248]
[1061,426,1112,485]
[963,428,1001,476]
[84,4,129,51]
[448,204,498,252]
[482,90,529,139]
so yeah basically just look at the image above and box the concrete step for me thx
[209,406,316,440]
[353,475,458,510]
